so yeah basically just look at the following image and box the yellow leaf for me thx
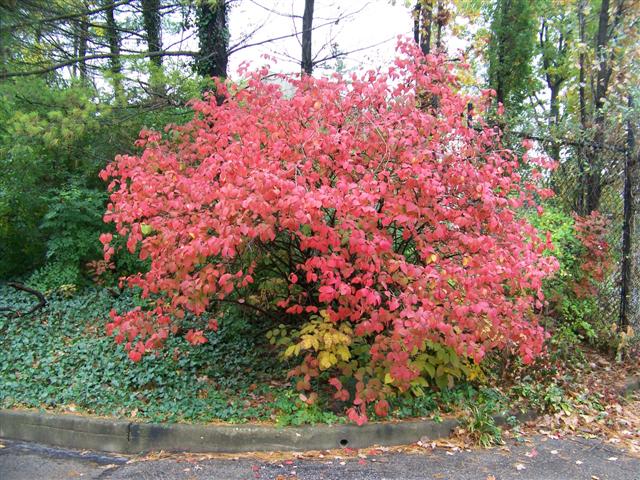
[384,373,394,384]
[301,335,314,350]
[140,223,153,236]
[318,351,337,370]
[336,345,351,361]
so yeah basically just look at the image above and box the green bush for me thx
[26,185,106,291]
[530,204,611,354]
[0,76,195,280]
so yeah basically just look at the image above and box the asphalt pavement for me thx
[1,436,638,480]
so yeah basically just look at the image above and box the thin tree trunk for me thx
[494,0,510,107]
[413,2,421,45]
[576,0,588,214]
[594,0,611,114]
[72,29,79,78]
[577,0,587,128]
[584,0,613,214]
[103,0,122,98]
[141,0,163,96]
[435,0,447,51]
[301,0,314,75]
[77,15,89,80]
[548,83,561,159]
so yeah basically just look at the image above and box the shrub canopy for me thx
[101,40,558,423]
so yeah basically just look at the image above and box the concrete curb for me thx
[0,409,130,454]
[0,407,540,454]
[1,378,634,455]
[0,409,463,454]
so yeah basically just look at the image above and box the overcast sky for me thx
[226,1,415,75]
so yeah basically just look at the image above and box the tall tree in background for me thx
[412,0,450,55]
[103,0,123,98]
[301,0,315,74]
[483,0,637,214]
[536,0,636,214]
[75,2,91,81]
[196,0,229,80]
[413,0,433,54]
[577,0,628,214]
[536,0,573,160]
[141,0,164,95]
[141,0,163,66]
[487,0,537,112]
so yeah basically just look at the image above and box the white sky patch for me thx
[227,1,413,75]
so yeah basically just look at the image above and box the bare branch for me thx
[228,4,370,56]
[0,282,47,317]
[312,37,396,69]
[0,50,199,79]
[0,0,131,31]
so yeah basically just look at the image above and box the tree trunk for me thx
[301,0,314,75]
[103,0,122,98]
[493,0,509,107]
[435,0,448,51]
[413,2,421,45]
[575,0,588,214]
[0,2,10,73]
[594,0,611,114]
[577,0,587,128]
[196,0,229,81]
[583,0,613,214]
[141,0,162,68]
[77,15,89,80]
[548,82,560,159]
[412,1,434,55]
[72,28,79,78]
[420,0,433,55]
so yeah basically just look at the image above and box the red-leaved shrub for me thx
[100,40,557,423]
[572,211,612,298]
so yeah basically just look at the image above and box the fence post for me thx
[620,95,635,329]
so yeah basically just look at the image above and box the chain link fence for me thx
[505,127,639,336]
